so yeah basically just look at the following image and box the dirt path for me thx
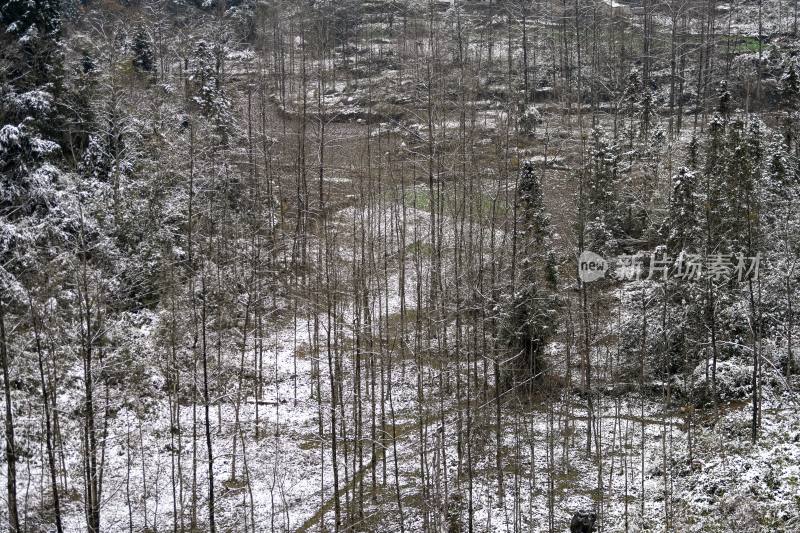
[295,407,450,533]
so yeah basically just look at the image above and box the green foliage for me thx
[721,118,765,252]
[732,35,762,53]
[190,40,232,139]
[665,167,702,253]
[0,0,63,91]
[647,112,799,386]
[717,80,731,116]
[780,60,800,111]
[131,29,155,73]
[1,0,65,300]
[587,128,619,219]
[517,104,541,136]
[498,161,559,388]
[581,127,624,254]
[497,283,558,389]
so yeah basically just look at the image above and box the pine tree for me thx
[190,40,231,140]
[0,0,63,91]
[702,114,727,245]
[779,60,800,112]
[779,60,800,156]
[582,127,624,253]
[717,80,732,118]
[498,161,558,388]
[587,128,619,219]
[655,166,705,379]
[686,135,700,171]
[131,28,155,73]
[519,160,554,259]
[722,118,765,251]
[665,167,702,253]
[623,68,643,112]
[623,68,643,143]
[760,134,799,377]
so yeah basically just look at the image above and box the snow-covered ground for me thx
[3,196,798,533]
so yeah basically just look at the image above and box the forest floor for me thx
[3,4,800,531]
[34,191,797,532]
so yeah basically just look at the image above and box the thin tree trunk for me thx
[29,298,63,533]
[0,298,20,533]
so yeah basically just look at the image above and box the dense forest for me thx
[1,0,799,531]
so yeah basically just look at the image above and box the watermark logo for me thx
[578,251,608,282]
[578,250,761,283]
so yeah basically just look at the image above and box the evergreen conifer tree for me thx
[132,28,155,73]
[499,161,558,387]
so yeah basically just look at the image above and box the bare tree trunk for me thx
[78,210,101,533]
[0,298,20,533]
[201,271,217,533]
[29,298,63,533]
